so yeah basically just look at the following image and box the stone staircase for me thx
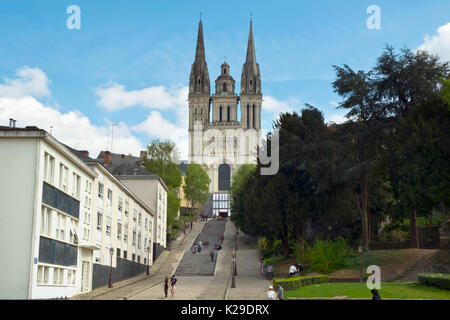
[175,220,227,276]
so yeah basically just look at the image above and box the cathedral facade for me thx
[188,19,262,217]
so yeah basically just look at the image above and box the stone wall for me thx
[153,242,165,262]
[92,258,146,290]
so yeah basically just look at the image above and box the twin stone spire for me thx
[188,19,262,131]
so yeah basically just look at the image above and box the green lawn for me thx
[285,282,450,300]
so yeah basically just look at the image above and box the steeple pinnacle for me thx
[241,20,261,94]
[195,19,206,62]
[189,19,210,95]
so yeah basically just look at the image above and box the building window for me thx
[138,233,141,249]
[253,104,256,128]
[138,212,142,225]
[219,106,223,122]
[118,197,123,212]
[133,208,137,222]
[218,164,231,191]
[123,250,127,259]
[227,106,230,122]
[44,152,55,185]
[247,105,250,127]
[223,83,227,91]
[106,216,111,236]
[117,223,122,239]
[72,173,81,199]
[132,231,136,246]
[124,199,129,216]
[132,253,136,261]
[107,189,112,206]
[137,256,141,263]
[97,212,102,231]
[117,248,121,258]
[98,182,104,198]
[59,164,69,192]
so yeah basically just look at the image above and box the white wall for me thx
[0,138,38,299]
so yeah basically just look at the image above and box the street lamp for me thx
[145,246,151,275]
[358,244,364,283]
[108,247,114,288]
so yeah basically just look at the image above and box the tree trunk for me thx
[360,173,369,250]
[281,225,290,258]
[410,210,419,248]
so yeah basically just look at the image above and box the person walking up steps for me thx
[170,275,178,297]
[163,276,169,298]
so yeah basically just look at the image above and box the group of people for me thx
[289,263,304,276]
[266,284,284,300]
[163,275,178,298]
[184,222,193,233]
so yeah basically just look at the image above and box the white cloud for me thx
[133,111,189,160]
[0,97,143,158]
[417,22,450,62]
[96,83,188,111]
[0,66,50,98]
[262,95,299,114]
[325,113,347,124]
[329,100,339,107]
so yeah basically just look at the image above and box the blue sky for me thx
[0,0,449,159]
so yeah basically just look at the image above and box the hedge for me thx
[417,273,450,290]
[273,275,329,291]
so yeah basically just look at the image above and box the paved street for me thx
[72,219,271,300]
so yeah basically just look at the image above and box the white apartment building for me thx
[0,126,98,299]
[96,152,168,261]
[114,173,168,260]
[81,160,156,289]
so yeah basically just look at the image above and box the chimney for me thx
[9,118,17,128]
[80,150,89,158]
[104,151,111,165]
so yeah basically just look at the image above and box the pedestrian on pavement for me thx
[163,276,169,298]
[220,233,224,244]
[190,222,193,230]
[277,283,284,300]
[209,249,215,262]
[170,275,178,297]
[266,286,276,300]
[198,240,203,252]
[371,289,382,300]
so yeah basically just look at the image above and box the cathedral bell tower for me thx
[240,20,262,130]
[188,19,210,131]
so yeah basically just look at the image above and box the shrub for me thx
[417,273,450,290]
[272,239,284,256]
[257,237,272,258]
[378,229,409,242]
[273,275,329,291]
[304,237,351,274]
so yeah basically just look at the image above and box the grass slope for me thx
[285,282,450,300]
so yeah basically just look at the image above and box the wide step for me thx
[175,220,226,276]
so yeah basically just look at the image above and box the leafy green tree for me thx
[332,46,449,249]
[230,164,256,231]
[183,163,210,216]
[441,77,450,103]
[143,139,182,190]
[143,139,182,232]
[379,96,450,246]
